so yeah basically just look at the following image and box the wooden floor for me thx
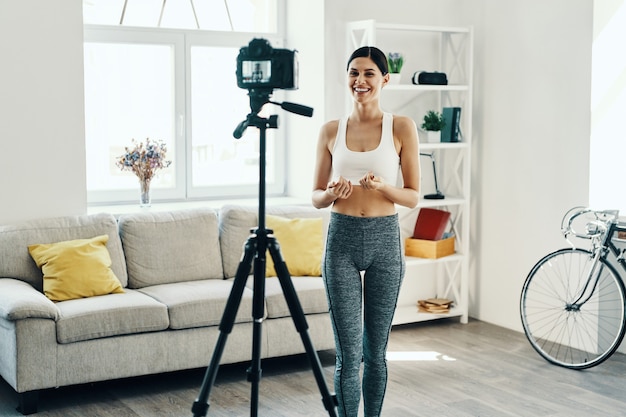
[2,319,626,416]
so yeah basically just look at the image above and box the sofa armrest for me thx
[0,278,59,321]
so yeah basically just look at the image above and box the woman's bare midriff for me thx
[331,186,396,217]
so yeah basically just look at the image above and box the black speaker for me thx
[413,71,448,85]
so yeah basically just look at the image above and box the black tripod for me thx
[191,90,337,417]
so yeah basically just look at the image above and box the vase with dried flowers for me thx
[115,138,172,207]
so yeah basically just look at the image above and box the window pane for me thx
[590,2,626,212]
[190,46,277,188]
[84,42,176,194]
[82,0,126,25]
[226,0,277,32]
[83,0,278,33]
[160,0,197,29]
[191,0,234,31]
[121,0,163,27]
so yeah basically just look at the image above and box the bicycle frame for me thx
[565,209,626,308]
[600,220,626,280]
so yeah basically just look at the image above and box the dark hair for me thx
[346,46,389,75]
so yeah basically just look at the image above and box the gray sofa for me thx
[0,205,334,414]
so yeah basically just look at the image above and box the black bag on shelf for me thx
[413,71,448,85]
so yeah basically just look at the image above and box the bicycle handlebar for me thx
[561,207,620,240]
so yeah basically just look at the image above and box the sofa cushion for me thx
[219,205,330,279]
[55,289,169,344]
[259,277,329,319]
[264,215,323,277]
[28,235,125,302]
[0,213,128,291]
[118,208,223,289]
[138,279,255,329]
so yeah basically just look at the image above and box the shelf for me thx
[419,142,469,151]
[350,20,472,35]
[348,20,472,326]
[384,84,469,92]
[405,254,463,267]
[418,197,465,208]
[392,304,464,326]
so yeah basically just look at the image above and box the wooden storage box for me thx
[405,235,455,259]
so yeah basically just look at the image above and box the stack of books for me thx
[418,298,454,314]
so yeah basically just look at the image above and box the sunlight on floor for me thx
[386,351,457,362]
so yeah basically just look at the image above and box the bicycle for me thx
[520,206,626,369]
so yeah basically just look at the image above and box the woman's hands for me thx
[326,176,353,200]
[358,171,384,190]
[328,171,384,199]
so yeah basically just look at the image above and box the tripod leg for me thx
[267,237,338,417]
[192,237,257,417]
[247,251,267,417]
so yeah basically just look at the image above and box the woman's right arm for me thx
[312,121,344,209]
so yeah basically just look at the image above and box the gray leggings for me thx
[322,212,405,417]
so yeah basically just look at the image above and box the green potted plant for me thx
[420,110,446,143]
[387,52,404,84]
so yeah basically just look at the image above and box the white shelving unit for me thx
[346,20,473,325]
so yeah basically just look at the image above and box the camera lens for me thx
[248,38,270,58]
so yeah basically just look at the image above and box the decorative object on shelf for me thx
[406,208,454,259]
[115,138,172,207]
[387,52,403,84]
[420,152,445,199]
[412,71,448,85]
[412,208,451,240]
[405,234,455,259]
[420,110,446,143]
[418,298,454,313]
[442,107,462,142]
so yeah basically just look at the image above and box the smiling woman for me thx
[311,44,420,417]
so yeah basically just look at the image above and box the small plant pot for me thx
[388,73,401,84]
[425,130,441,143]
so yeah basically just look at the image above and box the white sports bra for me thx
[331,112,400,185]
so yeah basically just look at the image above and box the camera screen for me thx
[241,60,272,84]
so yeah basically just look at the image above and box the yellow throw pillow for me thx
[28,234,124,302]
[265,215,323,277]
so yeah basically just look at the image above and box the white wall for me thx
[284,2,325,200]
[0,0,87,224]
[323,0,593,331]
[472,1,592,330]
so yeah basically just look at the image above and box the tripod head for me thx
[233,88,313,139]
[231,86,313,234]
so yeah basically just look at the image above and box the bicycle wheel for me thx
[520,248,626,369]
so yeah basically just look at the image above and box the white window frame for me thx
[184,30,287,200]
[84,10,287,205]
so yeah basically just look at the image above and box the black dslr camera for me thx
[236,38,298,90]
